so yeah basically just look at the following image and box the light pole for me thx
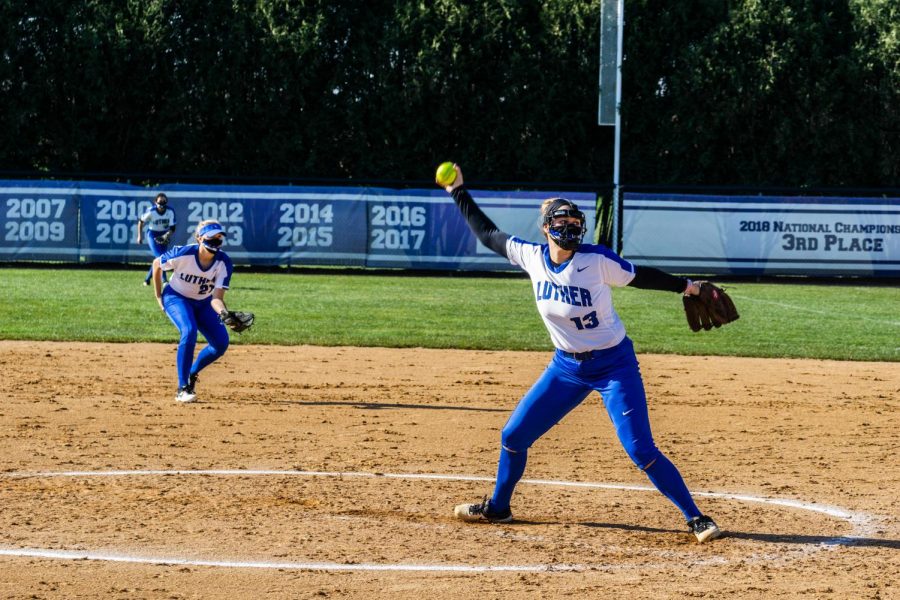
[598,0,624,251]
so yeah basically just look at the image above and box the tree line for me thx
[0,0,896,187]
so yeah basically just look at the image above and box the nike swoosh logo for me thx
[622,409,634,416]
[576,266,589,272]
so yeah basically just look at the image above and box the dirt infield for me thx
[0,340,897,599]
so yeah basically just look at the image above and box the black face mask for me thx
[201,237,224,252]
[155,202,167,212]
[548,223,584,250]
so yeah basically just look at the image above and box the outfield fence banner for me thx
[622,193,900,276]
[0,180,82,262]
[0,180,595,271]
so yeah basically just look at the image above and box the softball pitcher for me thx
[137,192,177,286]
[440,165,722,543]
[151,220,235,403]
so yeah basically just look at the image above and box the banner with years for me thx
[365,189,597,270]
[0,180,81,262]
[623,193,900,276]
[80,184,369,266]
[0,180,597,271]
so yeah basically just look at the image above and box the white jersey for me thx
[140,206,177,233]
[506,237,637,352]
[159,245,233,300]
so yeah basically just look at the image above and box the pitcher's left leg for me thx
[599,360,701,521]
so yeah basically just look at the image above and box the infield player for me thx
[151,219,234,403]
[439,165,721,543]
[137,192,177,286]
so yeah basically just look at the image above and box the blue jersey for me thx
[506,238,637,352]
[159,244,233,300]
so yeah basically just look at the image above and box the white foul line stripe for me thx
[0,469,863,519]
[0,469,880,572]
[0,547,576,573]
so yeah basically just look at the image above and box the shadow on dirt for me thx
[579,522,900,548]
[517,521,900,549]
[266,399,509,412]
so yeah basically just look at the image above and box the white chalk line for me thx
[729,294,900,328]
[0,547,571,573]
[0,469,880,573]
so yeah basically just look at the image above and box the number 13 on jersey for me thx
[570,311,599,330]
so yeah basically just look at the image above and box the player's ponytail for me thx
[540,198,563,224]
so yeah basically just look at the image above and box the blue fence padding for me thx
[0,180,596,272]
[0,180,84,262]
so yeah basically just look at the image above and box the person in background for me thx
[137,192,176,286]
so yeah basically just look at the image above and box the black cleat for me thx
[454,497,513,523]
[688,515,722,543]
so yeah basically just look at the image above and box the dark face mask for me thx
[201,237,224,252]
[155,202,167,213]
[543,200,586,251]
[548,223,584,250]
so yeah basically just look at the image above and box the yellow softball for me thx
[435,162,457,187]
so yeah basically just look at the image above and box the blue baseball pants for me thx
[490,337,701,522]
[145,234,169,283]
[162,287,230,388]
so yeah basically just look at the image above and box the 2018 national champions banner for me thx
[0,180,596,271]
[623,193,900,276]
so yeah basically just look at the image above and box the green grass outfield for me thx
[1,267,897,361]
